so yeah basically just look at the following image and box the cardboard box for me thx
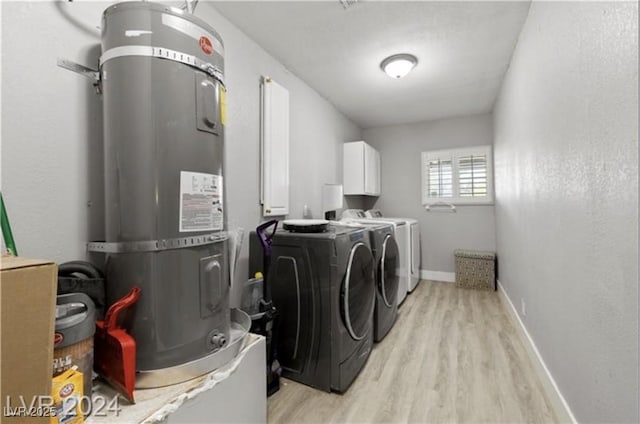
[1,256,57,423]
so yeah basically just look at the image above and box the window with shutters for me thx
[421,146,493,206]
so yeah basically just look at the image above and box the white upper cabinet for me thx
[343,141,380,196]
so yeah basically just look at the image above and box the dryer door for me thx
[379,234,400,308]
[341,242,375,340]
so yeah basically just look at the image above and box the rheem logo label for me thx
[199,36,213,55]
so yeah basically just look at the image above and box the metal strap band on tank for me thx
[100,45,225,86]
[87,232,228,253]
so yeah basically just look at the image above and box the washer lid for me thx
[340,219,390,230]
[349,217,407,227]
[282,219,329,233]
[366,211,417,225]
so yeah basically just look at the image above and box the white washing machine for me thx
[342,210,410,306]
[366,209,421,292]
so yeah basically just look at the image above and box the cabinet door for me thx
[364,144,377,195]
[261,78,290,216]
[374,149,381,195]
[343,142,365,195]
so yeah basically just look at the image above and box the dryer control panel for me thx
[341,209,367,219]
[365,209,383,218]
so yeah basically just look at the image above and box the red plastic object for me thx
[94,287,141,403]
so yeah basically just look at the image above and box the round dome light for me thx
[380,54,418,79]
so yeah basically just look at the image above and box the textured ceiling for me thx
[211,1,531,129]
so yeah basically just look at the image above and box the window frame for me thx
[421,145,494,206]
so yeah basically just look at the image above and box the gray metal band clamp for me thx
[87,232,228,253]
[100,45,225,85]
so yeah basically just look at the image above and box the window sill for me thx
[423,200,494,208]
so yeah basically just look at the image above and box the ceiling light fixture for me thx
[339,0,358,10]
[380,54,418,79]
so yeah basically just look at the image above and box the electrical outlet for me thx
[521,298,526,317]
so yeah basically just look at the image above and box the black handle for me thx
[256,220,278,303]
[256,220,278,258]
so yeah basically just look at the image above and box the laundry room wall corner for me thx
[363,113,497,276]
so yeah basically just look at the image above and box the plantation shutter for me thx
[457,154,488,197]
[422,151,454,202]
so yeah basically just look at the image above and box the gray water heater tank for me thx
[99,1,230,382]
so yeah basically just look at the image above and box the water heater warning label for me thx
[179,171,223,232]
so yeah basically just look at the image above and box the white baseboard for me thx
[419,269,455,283]
[497,280,577,424]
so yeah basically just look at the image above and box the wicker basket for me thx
[454,249,496,290]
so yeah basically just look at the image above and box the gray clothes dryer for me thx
[365,224,400,342]
[262,224,376,393]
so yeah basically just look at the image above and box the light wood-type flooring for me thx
[268,280,557,423]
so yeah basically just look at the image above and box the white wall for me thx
[493,2,638,422]
[2,2,105,261]
[362,113,496,274]
[0,1,361,305]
